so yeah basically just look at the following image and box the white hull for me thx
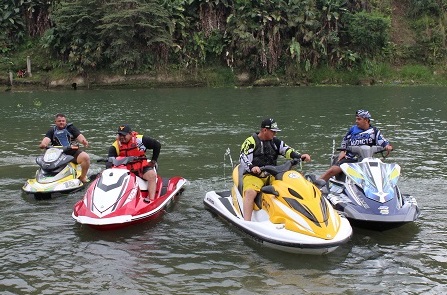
[204,190,352,255]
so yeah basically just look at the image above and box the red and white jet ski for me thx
[72,156,186,230]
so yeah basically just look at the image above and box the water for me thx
[0,86,446,294]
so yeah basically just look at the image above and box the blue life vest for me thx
[53,123,74,147]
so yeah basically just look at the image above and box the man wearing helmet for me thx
[319,109,393,182]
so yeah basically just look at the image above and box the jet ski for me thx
[72,156,186,231]
[22,146,84,198]
[204,159,352,255]
[320,145,420,231]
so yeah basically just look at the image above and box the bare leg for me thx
[143,169,157,202]
[76,151,90,182]
[243,189,257,221]
[319,166,342,182]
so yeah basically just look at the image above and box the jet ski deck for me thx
[205,190,352,255]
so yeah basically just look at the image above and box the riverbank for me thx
[2,63,447,92]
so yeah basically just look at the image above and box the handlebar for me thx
[337,145,393,160]
[260,159,301,177]
[97,156,147,166]
[45,145,79,152]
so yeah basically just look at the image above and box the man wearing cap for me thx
[108,124,161,203]
[39,113,90,183]
[319,109,393,182]
[239,118,311,221]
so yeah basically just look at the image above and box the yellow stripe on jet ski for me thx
[389,166,400,180]
[345,166,364,180]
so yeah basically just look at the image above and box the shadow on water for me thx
[20,189,83,205]
[21,188,86,201]
[204,208,353,269]
[250,237,353,269]
[71,192,185,243]
[71,219,165,243]
[350,222,421,246]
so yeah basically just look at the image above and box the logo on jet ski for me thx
[378,206,389,214]
[287,172,301,179]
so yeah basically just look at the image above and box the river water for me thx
[0,86,446,294]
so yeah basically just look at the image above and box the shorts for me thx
[64,149,83,164]
[334,157,357,166]
[242,174,274,195]
[132,163,157,178]
[142,165,157,175]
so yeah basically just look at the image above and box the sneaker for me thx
[143,197,153,203]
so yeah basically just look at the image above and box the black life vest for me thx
[251,133,278,167]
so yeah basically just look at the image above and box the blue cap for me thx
[356,109,371,119]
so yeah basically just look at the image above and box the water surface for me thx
[0,86,446,294]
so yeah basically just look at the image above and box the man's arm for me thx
[68,124,89,147]
[108,145,118,157]
[240,136,255,173]
[39,137,51,149]
[142,136,161,162]
[76,134,89,148]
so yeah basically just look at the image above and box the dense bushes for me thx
[1,0,446,83]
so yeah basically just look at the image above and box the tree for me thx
[41,0,103,74]
[344,11,390,57]
[0,0,26,54]
[98,0,174,73]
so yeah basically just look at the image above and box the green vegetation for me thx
[1,0,447,89]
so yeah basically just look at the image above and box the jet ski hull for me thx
[72,162,186,231]
[22,148,84,199]
[322,145,420,231]
[204,190,352,255]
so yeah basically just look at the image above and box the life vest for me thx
[113,132,149,175]
[52,123,74,147]
[343,126,381,159]
[347,126,379,147]
[251,133,278,168]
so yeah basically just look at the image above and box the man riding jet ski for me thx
[204,118,352,254]
[315,110,420,230]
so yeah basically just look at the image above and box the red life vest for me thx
[113,132,149,175]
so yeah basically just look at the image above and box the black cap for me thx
[261,118,281,132]
[117,124,132,135]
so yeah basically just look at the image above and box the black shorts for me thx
[64,149,83,164]
[142,165,156,174]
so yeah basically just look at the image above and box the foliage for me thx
[308,64,363,84]
[407,1,447,64]
[399,64,433,80]
[22,0,55,36]
[408,0,447,17]
[41,0,174,75]
[0,0,56,55]
[3,0,447,85]
[344,11,390,57]
[41,0,103,74]
[359,59,392,79]
[99,0,174,74]
[0,0,26,54]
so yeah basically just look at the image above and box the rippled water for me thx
[0,86,446,294]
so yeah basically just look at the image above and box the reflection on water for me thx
[0,87,446,294]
